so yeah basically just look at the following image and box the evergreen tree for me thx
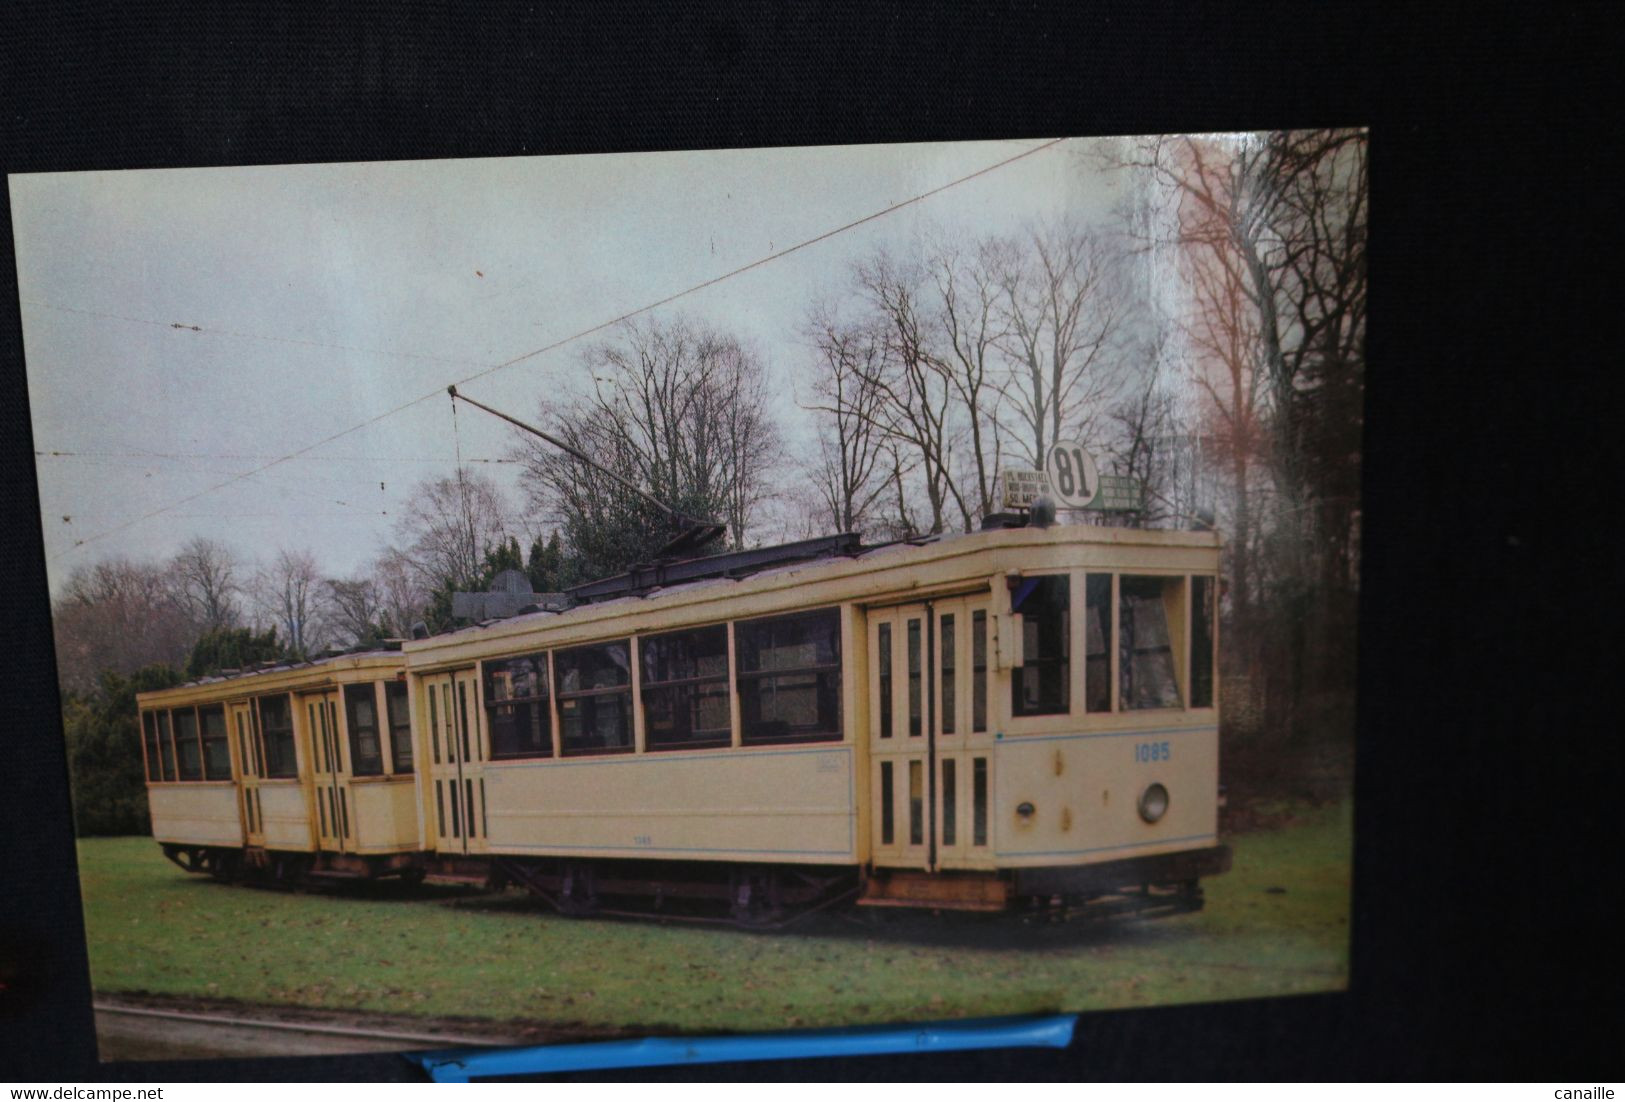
[185,625,284,680]
[526,531,578,592]
[63,665,182,836]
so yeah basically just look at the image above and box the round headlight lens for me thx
[1138,783,1169,823]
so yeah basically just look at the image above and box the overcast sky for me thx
[13,137,1137,595]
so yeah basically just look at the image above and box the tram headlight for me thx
[1138,783,1169,823]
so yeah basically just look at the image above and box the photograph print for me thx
[9,130,1365,1060]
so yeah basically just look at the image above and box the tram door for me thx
[869,596,995,871]
[303,690,350,853]
[230,700,265,848]
[424,669,486,855]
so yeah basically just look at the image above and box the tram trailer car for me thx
[137,649,421,884]
[138,523,1231,923]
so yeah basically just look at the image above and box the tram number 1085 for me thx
[1134,741,1172,763]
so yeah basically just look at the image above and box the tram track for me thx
[92,999,537,1061]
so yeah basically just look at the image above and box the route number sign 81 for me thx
[1045,439,1099,509]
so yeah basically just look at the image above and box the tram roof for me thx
[403,522,1219,664]
[136,524,1219,702]
[136,645,406,705]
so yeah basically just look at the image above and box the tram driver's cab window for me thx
[1012,575,1070,716]
[200,705,231,780]
[173,708,203,781]
[1190,575,1216,709]
[1119,575,1184,710]
[142,711,162,781]
[1085,574,1113,713]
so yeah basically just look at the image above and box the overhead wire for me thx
[18,300,496,372]
[43,137,1069,562]
[36,449,515,463]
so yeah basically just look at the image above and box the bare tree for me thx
[1185,205,1269,628]
[324,575,383,647]
[801,308,893,535]
[253,548,327,657]
[708,337,779,545]
[519,317,779,576]
[393,469,513,595]
[373,547,430,637]
[1111,130,1367,756]
[1104,329,1202,529]
[51,558,195,694]
[874,442,925,539]
[991,222,1130,469]
[813,231,1129,535]
[1264,129,1367,596]
[167,536,242,631]
[850,251,965,533]
[1115,133,1363,522]
[928,238,1009,522]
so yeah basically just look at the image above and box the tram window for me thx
[972,610,987,732]
[908,760,924,846]
[235,713,252,777]
[906,619,922,736]
[972,757,988,846]
[1085,574,1113,712]
[157,710,177,781]
[641,625,730,751]
[458,682,472,763]
[485,652,553,759]
[199,705,230,780]
[173,708,204,781]
[428,684,441,764]
[251,705,267,777]
[940,613,956,735]
[877,623,893,739]
[384,682,414,773]
[258,694,298,778]
[880,761,895,845]
[1119,575,1184,710]
[1012,574,1070,716]
[942,758,957,846]
[345,684,384,776]
[736,608,842,745]
[142,711,161,782]
[557,641,633,755]
[1191,575,1216,708]
[308,702,325,771]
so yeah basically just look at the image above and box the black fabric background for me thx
[1,2,1615,1081]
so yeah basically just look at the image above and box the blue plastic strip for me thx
[407,1013,1077,1082]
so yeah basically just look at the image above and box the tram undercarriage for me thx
[160,842,1231,927]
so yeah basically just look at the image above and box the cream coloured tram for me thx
[138,521,1229,921]
[138,649,420,882]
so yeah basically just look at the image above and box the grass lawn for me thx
[78,802,1350,1034]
